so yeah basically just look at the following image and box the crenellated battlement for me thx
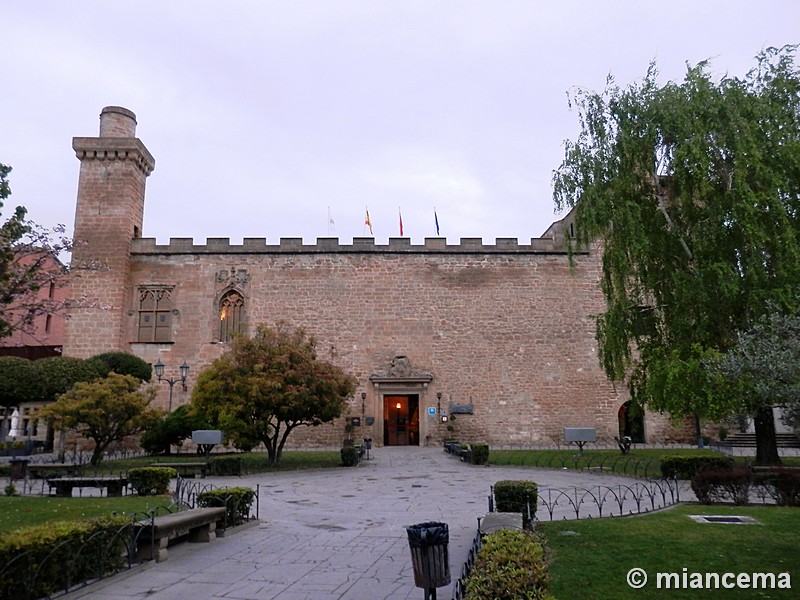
[131,234,584,255]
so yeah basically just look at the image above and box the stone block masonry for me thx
[63,106,691,449]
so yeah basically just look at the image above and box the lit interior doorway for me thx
[383,395,420,446]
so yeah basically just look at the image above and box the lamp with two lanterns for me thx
[153,359,190,412]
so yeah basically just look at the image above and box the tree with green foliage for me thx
[34,356,104,402]
[0,356,42,408]
[89,351,152,382]
[708,309,800,463]
[0,163,71,339]
[191,323,356,465]
[38,373,162,465]
[553,46,800,464]
[139,404,210,455]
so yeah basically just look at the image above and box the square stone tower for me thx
[65,107,155,357]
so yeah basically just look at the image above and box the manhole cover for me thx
[688,515,760,525]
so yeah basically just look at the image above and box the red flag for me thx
[365,208,373,235]
[399,208,404,237]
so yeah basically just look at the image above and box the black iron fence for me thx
[2,481,258,600]
[451,527,482,600]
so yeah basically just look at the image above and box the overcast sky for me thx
[2,1,798,246]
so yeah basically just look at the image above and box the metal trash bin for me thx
[9,458,29,481]
[406,521,450,599]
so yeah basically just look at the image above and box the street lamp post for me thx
[154,359,190,412]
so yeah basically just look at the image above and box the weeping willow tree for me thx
[553,46,800,464]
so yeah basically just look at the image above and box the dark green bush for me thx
[0,515,131,600]
[341,445,358,466]
[471,443,489,465]
[128,467,176,496]
[660,455,734,479]
[210,455,244,476]
[140,405,209,455]
[197,486,256,526]
[494,480,538,528]
[464,529,552,600]
[691,469,752,505]
[89,351,153,382]
[753,469,800,506]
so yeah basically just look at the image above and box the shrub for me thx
[341,445,359,466]
[89,351,153,382]
[140,405,207,455]
[754,469,800,507]
[691,469,752,505]
[464,529,552,600]
[210,455,244,476]
[197,486,256,526]
[494,480,538,528]
[471,443,489,465]
[128,467,176,496]
[660,455,734,479]
[0,515,131,600]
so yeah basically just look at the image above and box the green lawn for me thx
[488,449,800,478]
[0,495,175,534]
[540,504,799,599]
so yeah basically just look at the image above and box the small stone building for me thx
[63,106,693,448]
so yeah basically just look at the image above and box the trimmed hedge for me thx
[691,469,752,505]
[341,445,359,466]
[660,455,734,479]
[494,480,538,528]
[0,516,131,600]
[127,467,176,496]
[464,529,553,600]
[756,469,800,507]
[692,468,800,506]
[197,486,256,526]
[471,444,489,465]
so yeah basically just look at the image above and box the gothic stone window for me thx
[219,290,245,342]
[138,288,173,342]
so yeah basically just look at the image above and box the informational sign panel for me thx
[192,430,224,445]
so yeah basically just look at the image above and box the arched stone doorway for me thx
[618,400,645,443]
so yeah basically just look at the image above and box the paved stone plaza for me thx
[64,447,691,600]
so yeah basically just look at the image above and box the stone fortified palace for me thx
[64,106,693,449]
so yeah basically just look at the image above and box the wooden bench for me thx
[151,461,209,478]
[48,475,128,497]
[444,442,472,462]
[134,507,227,562]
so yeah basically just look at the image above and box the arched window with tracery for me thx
[219,290,245,342]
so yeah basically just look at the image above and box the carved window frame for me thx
[137,287,174,343]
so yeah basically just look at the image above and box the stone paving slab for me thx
[63,447,691,600]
